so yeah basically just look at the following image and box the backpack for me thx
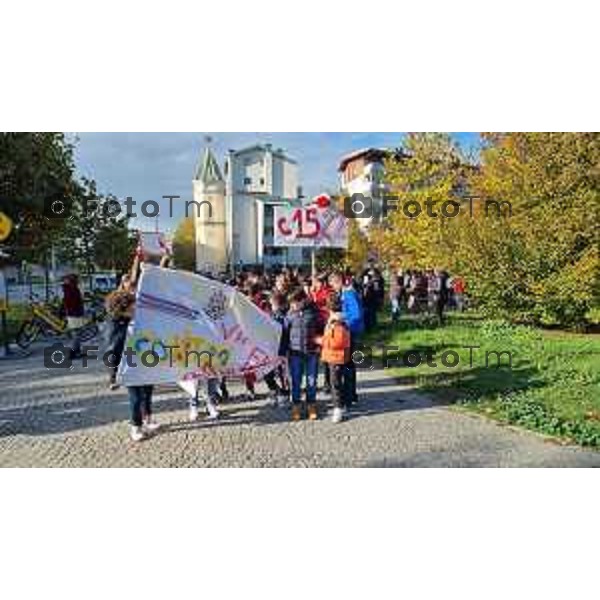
[321,319,351,365]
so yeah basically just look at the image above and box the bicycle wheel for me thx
[16,320,41,349]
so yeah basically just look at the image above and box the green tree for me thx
[344,219,369,272]
[458,133,600,326]
[0,132,78,265]
[94,214,137,274]
[172,216,196,272]
[380,132,469,269]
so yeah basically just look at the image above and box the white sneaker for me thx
[143,418,161,433]
[276,393,288,407]
[331,407,344,424]
[206,402,220,420]
[189,406,200,422]
[130,425,145,442]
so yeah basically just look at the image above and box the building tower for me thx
[193,141,227,274]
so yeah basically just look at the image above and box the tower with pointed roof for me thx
[193,141,228,273]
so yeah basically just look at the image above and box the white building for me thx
[338,148,402,229]
[194,143,305,273]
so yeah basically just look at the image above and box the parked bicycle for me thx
[15,292,100,349]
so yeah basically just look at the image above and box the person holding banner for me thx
[188,379,221,422]
[128,385,159,442]
[153,252,222,423]
[104,269,137,389]
[122,250,161,442]
[263,291,290,406]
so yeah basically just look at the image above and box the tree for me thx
[172,216,196,272]
[458,133,600,326]
[379,132,469,269]
[0,133,78,265]
[380,132,599,326]
[344,219,369,272]
[94,215,137,274]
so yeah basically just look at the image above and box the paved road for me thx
[1,344,599,467]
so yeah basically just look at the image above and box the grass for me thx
[364,311,600,447]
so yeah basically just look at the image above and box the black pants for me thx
[106,319,129,381]
[436,296,448,324]
[127,385,153,427]
[344,334,359,404]
[264,364,288,395]
[322,362,331,392]
[330,363,346,409]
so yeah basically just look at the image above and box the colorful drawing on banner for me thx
[119,265,282,386]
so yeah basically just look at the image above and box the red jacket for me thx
[63,282,84,317]
[311,285,331,327]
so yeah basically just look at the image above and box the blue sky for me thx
[73,132,480,232]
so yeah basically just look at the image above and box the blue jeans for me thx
[190,378,219,408]
[127,385,153,427]
[289,353,319,404]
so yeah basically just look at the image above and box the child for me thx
[122,251,160,442]
[329,271,364,406]
[319,294,351,423]
[264,291,290,406]
[104,272,136,390]
[286,288,321,421]
[241,282,267,400]
[311,274,332,396]
[188,378,221,422]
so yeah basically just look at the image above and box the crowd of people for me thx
[389,268,466,325]
[103,256,372,441]
[98,256,467,442]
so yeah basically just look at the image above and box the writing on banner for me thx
[273,198,348,248]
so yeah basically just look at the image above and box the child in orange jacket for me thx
[319,294,351,423]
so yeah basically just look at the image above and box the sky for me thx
[72,132,480,233]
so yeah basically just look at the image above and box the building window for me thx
[244,177,252,185]
[259,177,265,186]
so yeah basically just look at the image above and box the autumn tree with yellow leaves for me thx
[374,132,599,327]
[172,216,196,272]
[461,133,599,326]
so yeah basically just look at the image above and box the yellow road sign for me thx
[0,212,13,242]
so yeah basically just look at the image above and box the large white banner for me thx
[119,265,282,386]
[273,203,348,248]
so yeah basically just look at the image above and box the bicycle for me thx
[15,292,99,349]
